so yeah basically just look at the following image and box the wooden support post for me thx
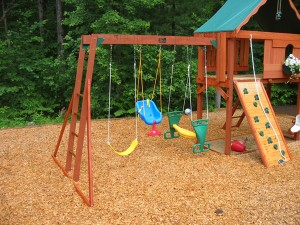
[224,38,235,155]
[216,32,227,83]
[86,79,94,206]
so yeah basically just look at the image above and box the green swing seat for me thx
[164,111,210,153]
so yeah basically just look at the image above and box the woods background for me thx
[0,0,299,128]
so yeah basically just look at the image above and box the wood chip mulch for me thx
[1,109,299,224]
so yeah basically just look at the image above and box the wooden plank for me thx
[273,39,300,48]
[264,64,285,77]
[232,30,300,41]
[224,38,235,155]
[216,32,227,82]
[263,40,286,79]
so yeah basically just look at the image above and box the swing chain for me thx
[276,0,282,20]
[107,44,113,144]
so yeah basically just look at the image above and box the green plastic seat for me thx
[164,111,183,139]
[191,119,210,153]
[164,111,210,153]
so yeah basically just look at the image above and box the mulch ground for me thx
[1,108,299,224]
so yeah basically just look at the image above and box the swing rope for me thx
[183,46,193,120]
[204,46,209,120]
[164,45,210,147]
[167,45,176,112]
[136,45,163,122]
[276,0,282,20]
[151,46,163,112]
[107,44,138,156]
[249,34,286,164]
[134,46,138,140]
[167,45,209,120]
[107,44,113,145]
[136,46,144,102]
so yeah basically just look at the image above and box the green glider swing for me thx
[164,46,210,153]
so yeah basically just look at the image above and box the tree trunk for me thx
[56,0,63,54]
[2,0,8,38]
[171,0,175,36]
[215,92,221,108]
[1,0,16,39]
[38,0,44,39]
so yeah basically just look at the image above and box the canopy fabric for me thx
[194,0,300,34]
[194,0,264,33]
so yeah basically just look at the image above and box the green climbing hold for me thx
[253,102,258,107]
[259,131,264,136]
[273,144,278,150]
[281,150,286,156]
[243,88,248,94]
[254,94,259,100]
[265,122,270,129]
[267,137,273,144]
[254,116,259,123]
[264,108,269,114]
[278,159,285,164]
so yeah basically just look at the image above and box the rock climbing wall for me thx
[234,80,292,167]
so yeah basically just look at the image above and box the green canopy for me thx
[194,0,264,33]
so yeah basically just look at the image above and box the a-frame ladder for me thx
[52,35,99,206]
[222,98,246,129]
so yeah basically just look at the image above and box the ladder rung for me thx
[232,115,243,119]
[68,151,76,157]
[77,93,84,97]
[72,131,79,137]
[74,112,80,117]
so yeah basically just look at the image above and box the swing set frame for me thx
[53,34,214,206]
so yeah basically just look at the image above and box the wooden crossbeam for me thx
[82,34,214,46]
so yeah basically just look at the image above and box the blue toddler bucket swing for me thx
[135,46,163,136]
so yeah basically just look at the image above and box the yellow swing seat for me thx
[173,124,196,139]
[108,139,138,156]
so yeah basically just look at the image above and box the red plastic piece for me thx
[148,120,161,136]
[231,140,246,152]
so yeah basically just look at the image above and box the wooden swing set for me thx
[53,0,300,207]
[52,34,214,206]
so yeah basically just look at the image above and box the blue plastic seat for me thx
[136,100,162,125]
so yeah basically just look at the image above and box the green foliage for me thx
[271,84,297,106]
[0,0,299,128]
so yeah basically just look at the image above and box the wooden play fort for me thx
[194,0,300,164]
[53,0,300,206]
